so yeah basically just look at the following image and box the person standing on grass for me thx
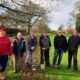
[12,32,26,73]
[67,30,80,71]
[27,31,37,71]
[0,27,12,80]
[53,29,67,69]
[39,32,51,67]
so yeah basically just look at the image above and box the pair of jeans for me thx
[27,50,35,65]
[68,50,78,70]
[53,48,63,66]
[0,56,8,72]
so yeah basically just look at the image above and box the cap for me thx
[0,28,6,32]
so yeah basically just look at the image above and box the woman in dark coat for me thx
[39,32,51,67]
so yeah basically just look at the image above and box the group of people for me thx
[39,29,80,72]
[0,26,80,80]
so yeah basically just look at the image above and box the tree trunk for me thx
[27,21,32,35]
[27,26,31,35]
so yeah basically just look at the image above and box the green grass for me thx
[6,34,80,80]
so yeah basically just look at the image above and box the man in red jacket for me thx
[0,27,12,80]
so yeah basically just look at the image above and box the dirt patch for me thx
[21,65,49,80]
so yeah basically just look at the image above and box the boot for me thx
[0,72,5,80]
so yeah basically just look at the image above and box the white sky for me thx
[48,0,80,30]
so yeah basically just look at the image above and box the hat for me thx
[0,28,6,32]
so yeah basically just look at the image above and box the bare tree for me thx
[0,0,47,33]
[0,0,71,34]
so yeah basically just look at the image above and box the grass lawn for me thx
[6,34,80,80]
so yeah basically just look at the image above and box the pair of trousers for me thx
[0,56,8,72]
[27,50,35,65]
[53,48,63,66]
[15,54,24,72]
[68,50,78,70]
[40,49,50,66]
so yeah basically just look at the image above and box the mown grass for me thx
[6,33,80,80]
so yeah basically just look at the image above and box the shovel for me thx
[40,49,45,70]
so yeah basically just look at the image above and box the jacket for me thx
[54,35,67,52]
[68,35,80,51]
[12,37,26,56]
[27,36,37,51]
[39,35,51,49]
[0,37,12,56]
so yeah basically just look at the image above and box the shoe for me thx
[53,65,56,68]
[74,68,78,72]
[27,63,32,68]
[0,73,5,80]
[32,68,36,71]
[46,64,50,67]
[20,70,23,73]
[13,69,16,73]
[46,65,50,67]
[56,65,60,69]
[32,65,36,71]
[66,66,71,69]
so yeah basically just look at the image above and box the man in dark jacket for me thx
[12,32,26,73]
[67,30,80,71]
[39,32,51,67]
[53,29,67,69]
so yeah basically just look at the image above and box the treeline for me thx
[76,13,80,32]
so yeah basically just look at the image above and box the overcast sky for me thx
[32,0,80,30]
[48,0,79,30]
